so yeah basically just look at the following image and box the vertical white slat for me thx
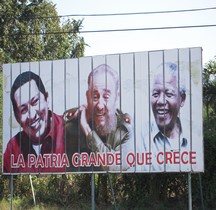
[65,58,79,110]
[120,53,135,172]
[2,64,12,156]
[190,47,204,172]
[179,48,191,172]
[163,49,179,172]
[134,51,150,172]
[149,50,164,172]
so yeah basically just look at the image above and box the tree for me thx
[0,0,86,69]
[203,57,216,122]
[202,57,216,208]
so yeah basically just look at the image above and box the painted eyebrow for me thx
[17,94,38,110]
[19,104,27,110]
[93,90,99,94]
[30,95,39,102]
[103,89,111,93]
[165,88,176,93]
[152,89,160,92]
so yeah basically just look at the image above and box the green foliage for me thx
[31,174,92,207]
[201,57,216,208]
[0,0,86,69]
[202,128,216,207]
[203,58,216,121]
[114,173,188,209]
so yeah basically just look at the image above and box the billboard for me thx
[2,47,204,174]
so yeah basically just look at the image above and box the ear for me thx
[45,91,49,100]
[14,111,21,124]
[44,91,49,108]
[115,91,120,107]
[180,93,186,107]
[86,90,89,98]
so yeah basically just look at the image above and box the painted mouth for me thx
[156,109,169,115]
[96,112,106,116]
[29,118,40,129]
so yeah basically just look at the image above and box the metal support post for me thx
[10,175,13,210]
[91,173,95,210]
[188,173,192,210]
[29,175,36,205]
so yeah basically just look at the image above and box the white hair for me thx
[152,62,186,95]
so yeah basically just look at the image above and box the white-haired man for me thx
[145,62,188,171]
[64,64,134,172]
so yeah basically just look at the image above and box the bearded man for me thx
[64,64,134,172]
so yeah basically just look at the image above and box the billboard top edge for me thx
[2,46,203,66]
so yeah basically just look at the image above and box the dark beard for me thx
[94,113,116,137]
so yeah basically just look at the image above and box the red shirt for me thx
[3,112,68,174]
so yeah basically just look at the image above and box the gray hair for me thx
[153,62,186,95]
[87,64,119,93]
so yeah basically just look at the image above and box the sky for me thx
[51,0,216,64]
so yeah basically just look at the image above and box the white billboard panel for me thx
[2,47,204,174]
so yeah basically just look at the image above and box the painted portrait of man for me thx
[64,64,134,172]
[3,71,66,173]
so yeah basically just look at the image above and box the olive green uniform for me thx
[64,108,134,172]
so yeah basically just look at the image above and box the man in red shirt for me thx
[3,71,67,174]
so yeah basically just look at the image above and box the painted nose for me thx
[96,98,105,110]
[29,105,37,119]
[157,93,165,104]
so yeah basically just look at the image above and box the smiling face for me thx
[14,80,49,144]
[86,71,118,137]
[151,73,185,135]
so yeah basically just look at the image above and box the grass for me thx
[0,199,82,210]
[0,198,115,210]
[0,195,212,210]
